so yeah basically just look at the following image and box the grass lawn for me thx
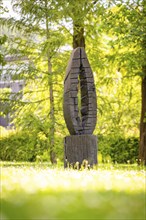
[0,162,145,220]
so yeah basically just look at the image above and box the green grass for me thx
[0,162,145,220]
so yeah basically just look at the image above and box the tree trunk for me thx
[139,67,146,165]
[48,58,56,164]
[73,20,85,48]
[139,0,146,165]
[45,0,56,164]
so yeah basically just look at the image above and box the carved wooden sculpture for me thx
[63,47,97,168]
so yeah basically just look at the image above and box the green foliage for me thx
[110,137,139,164]
[98,135,139,164]
[0,129,49,162]
[0,88,12,116]
[0,34,7,65]
[0,127,138,164]
[0,0,144,163]
[0,116,65,162]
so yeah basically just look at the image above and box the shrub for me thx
[0,129,49,162]
[0,127,64,162]
[98,135,139,164]
[110,137,139,164]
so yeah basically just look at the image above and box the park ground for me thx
[1,162,146,220]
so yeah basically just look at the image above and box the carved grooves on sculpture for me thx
[63,47,97,135]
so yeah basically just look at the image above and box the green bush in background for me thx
[109,137,139,164]
[0,126,138,164]
[0,128,49,162]
[98,135,139,164]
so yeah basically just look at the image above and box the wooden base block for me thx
[64,135,97,168]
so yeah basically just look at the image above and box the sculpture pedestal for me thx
[64,135,97,168]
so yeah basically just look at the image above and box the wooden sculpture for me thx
[63,47,97,168]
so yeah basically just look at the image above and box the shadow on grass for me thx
[1,189,145,220]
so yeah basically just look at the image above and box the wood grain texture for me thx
[63,47,97,135]
[64,135,97,168]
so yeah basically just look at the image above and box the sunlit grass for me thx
[1,162,145,219]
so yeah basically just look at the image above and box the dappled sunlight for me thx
[1,166,145,194]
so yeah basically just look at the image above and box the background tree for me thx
[1,0,70,163]
[139,0,146,165]
[0,0,7,65]
[0,0,143,164]
[95,0,145,163]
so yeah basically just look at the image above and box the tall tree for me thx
[72,1,85,49]
[1,0,143,163]
[0,0,7,66]
[99,0,145,164]
[1,0,67,163]
[139,0,146,165]
[61,0,100,49]
[44,0,56,163]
